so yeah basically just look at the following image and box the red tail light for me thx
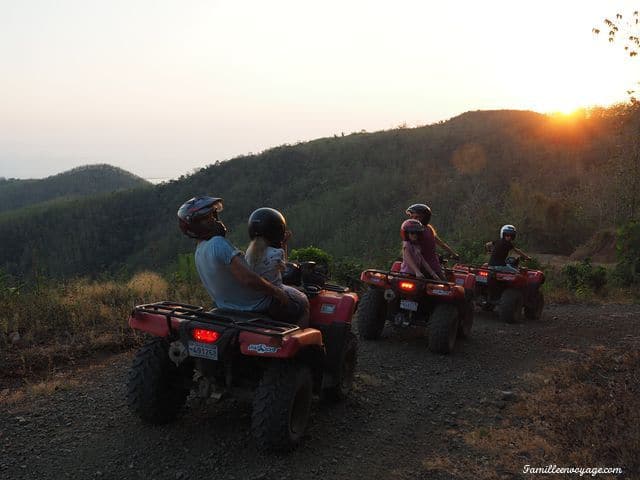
[361,271,388,285]
[399,281,416,291]
[426,284,452,296]
[192,328,220,343]
[479,271,489,277]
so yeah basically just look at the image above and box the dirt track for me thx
[1,304,638,480]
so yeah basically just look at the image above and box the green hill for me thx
[0,164,150,213]
[0,108,634,279]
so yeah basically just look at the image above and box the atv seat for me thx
[209,308,274,322]
[390,261,402,272]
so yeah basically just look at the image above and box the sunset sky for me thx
[1,0,638,181]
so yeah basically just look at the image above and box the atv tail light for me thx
[478,271,489,277]
[399,281,416,292]
[360,271,388,285]
[192,328,220,343]
[426,284,452,296]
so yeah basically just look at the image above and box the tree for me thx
[594,10,640,221]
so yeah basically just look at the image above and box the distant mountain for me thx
[0,108,633,279]
[0,164,150,213]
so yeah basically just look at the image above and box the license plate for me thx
[400,299,418,311]
[188,341,218,360]
[476,275,488,283]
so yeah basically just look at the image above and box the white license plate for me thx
[188,341,218,360]
[475,275,488,283]
[400,299,418,311]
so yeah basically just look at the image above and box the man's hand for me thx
[230,256,290,305]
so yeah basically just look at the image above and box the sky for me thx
[1,0,638,181]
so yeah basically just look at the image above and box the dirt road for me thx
[1,304,638,480]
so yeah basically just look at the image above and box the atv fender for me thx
[309,291,358,327]
[239,328,323,358]
[128,309,183,337]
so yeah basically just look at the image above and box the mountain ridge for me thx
[0,164,150,214]
[0,108,631,279]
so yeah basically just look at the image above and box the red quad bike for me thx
[358,256,475,354]
[126,262,358,452]
[453,257,545,323]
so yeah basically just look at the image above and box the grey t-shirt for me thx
[195,236,271,311]
[251,246,286,287]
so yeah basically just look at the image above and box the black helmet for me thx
[406,203,432,225]
[248,207,286,247]
[177,196,226,240]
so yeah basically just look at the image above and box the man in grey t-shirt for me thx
[178,196,288,311]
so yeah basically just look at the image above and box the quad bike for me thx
[358,256,475,354]
[126,262,358,452]
[453,257,545,323]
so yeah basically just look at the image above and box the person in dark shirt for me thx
[486,224,531,272]
[405,203,459,278]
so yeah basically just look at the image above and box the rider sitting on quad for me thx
[177,196,291,318]
[486,224,532,273]
[400,219,443,280]
[405,203,459,279]
[245,207,310,327]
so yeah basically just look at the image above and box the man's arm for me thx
[229,256,289,305]
[513,247,531,260]
[435,235,459,258]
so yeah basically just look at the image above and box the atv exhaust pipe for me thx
[384,289,396,301]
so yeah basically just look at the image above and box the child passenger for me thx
[245,207,310,327]
[400,219,444,281]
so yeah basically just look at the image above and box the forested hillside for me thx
[1,108,636,279]
[0,164,150,213]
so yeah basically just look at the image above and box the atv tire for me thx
[126,338,192,425]
[428,304,459,354]
[357,287,387,340]
[252,362,313,452]
[524,288,545,320]
[499,288,524,324]
[322,331,358,402]
[457,298,474,338]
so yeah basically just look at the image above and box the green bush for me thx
[561,259,608,295]
[615,221,640,284]
[331,258,364,290]
[289,246,333,268]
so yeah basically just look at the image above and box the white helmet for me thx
[500,224,517,240]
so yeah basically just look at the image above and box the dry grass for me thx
[127,271,169,298]
[0,272,210,383]
[0,377,81,409]
[423,344,640,479]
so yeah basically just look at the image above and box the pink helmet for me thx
[400,219,425,241]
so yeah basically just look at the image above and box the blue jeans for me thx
[268,285,310,328]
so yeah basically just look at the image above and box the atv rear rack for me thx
[364,269,455,285]
[132,301,300,338]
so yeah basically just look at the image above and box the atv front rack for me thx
[132,301,300,338]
